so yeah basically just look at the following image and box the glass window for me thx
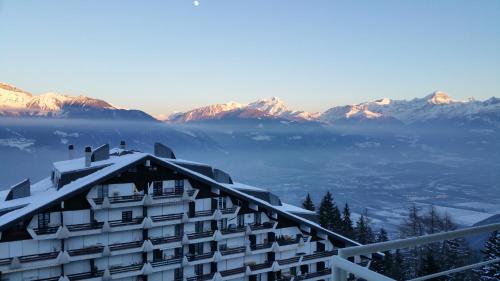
[122,211,132,222]
[38,212,50,228]
[153,181,163,195]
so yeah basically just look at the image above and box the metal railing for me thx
[332,222,500,281]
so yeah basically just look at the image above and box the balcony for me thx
[150,235,182,249]
[0,257,12,266]
[67,245,104,259]
[67,270,105,281]
[185,230,214,243]
[277,256,301,267]
[108,217,144,230]
[19,251,59,263]
[186,272,215,281]
[109,263,143,277]
[248,242,273,254]
[150,213,183,226]
[295,268,332,280]
[276,236,302,251]
[109,240,143,254]
[220,265,246,279]
[66,221,104,235]
[219,226,245,239]
[150,256,182,272]
[248,221,277,234]
[32,276,61,281]
[248,261,273,274]
[93,194,144,205]
[152,187,183,199]
[33,225,60,235]
[302,250,336,262]
[219,246,246,257]
[185,251,215,265]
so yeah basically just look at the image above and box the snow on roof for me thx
[0,148,360,247]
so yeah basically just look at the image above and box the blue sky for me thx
[0,0,499,116]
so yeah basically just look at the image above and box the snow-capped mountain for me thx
[168,97,319,122]
[0,83,156,121]
[321,91,500,125]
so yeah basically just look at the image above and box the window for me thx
[175,224,183,237]
[175,179,184,188]
[153,181,163,196]
[218,218,227,230]
[237,214,245,227]
[195,264,203,276]
[38,212,50,228]
[255,212,262,225]
[195,221,203,233]
[217,197,226,210]
[153,249,162,262]
[122,211,132,222]
[98,185,109,198]
[174,268,183,280]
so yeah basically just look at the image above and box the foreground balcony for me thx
[295,268,332,281]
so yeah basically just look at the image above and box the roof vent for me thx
[213,169,233,184]
[85,146,92,167]
[91,144,110,162]
[6,179,30,201]
[154,142,176,159]
[68,144,74,160]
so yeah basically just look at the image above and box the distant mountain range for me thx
[2,82,499,127]
[0,83,156,121]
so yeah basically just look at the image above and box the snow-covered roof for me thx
[0,147,361,247]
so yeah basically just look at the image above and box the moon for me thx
[193,0,199,6]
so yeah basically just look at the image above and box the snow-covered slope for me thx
[168,97,319,122]
[0,83,156,121]
[321,91,500,125]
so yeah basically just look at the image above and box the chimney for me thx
[120,140,126,150]
[85,146,92,167]
[68,144,74,160]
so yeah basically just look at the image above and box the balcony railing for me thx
[32,276,61,281]
[33,225,59,235]
[109,263,143,274]
[109,217,143,227]
[152,187,184,199]
[67,270,105,281]
[150,213,183,222]
[187,189,196,196]
[249,221,275,231]
[220,226,245,235]
[220,207,238,214]
[302,250,336,261]
[151,256,182,267]
[93,194,144,204]
[109,240,143,251]
[192,210,213,218]
[220,266,246,277]
[186,251,215,262]
[295,268,332,280]
[277,256,300,266]
[276,236,301,246]
[0,257,12,266]
[250,242,273,251]
[67,245,104,257]
[186,272,215,281]
[220,246,246,256]
[19,251,59,263]
[66,221,104,232]
[150,235,182,245]
[187,230,214,240]
[249,261,273,271]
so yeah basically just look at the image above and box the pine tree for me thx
[476,230,500,280]
[341,203,354,238]
[419,247,442,280]
[317,191,334,229]
[302,193,315,211]
[355,210,374,244]
[372,228,391,275]
[390,249,406,281]
[331,203,342,232]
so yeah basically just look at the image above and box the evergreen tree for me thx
[331,202,343,232]
[419,247,442,280]
[476,230,500,280]
[390,249,406,281]
[355,210,374,244]
[302,193,315,211]
[341,203,354,238]
[317,191,335,229]
[372,228,392,275]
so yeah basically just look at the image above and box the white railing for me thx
[332,222,500,281]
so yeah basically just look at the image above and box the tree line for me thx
[302,192,500,280]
